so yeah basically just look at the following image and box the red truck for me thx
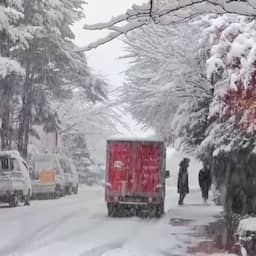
[105,139,169,218]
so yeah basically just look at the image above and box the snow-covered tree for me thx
[0,0,31,150]
[122,14,256,214]
[0,0,114,162]
[82,0,256,51]
[122,22,211,150]
[194,14,256,214]
[198,15,256,155]
[16,0,90,157]
[56,83,119,182]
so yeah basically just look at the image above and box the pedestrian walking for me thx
[177,157,190,205]
[198,163,212,203]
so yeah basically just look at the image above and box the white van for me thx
[58,156,79,195]
[31,154,65,199]
[0,151,32,207]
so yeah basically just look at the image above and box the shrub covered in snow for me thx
[201,15,256,155]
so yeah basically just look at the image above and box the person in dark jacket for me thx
[177,157,190,205]
[198,163,212,203]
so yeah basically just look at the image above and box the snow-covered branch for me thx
[80,21,147,51]
[81,0,256,51]
[0,57,24,78]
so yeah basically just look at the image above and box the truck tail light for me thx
[106,195,118,202]
[149,197,160,204]
[105,182,112,188]
[156,184,163,188]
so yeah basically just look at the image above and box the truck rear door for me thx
[134,143,161,194]
[108,141,163,195]
[108,142,133,194]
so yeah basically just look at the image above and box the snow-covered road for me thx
[0,185,222,256]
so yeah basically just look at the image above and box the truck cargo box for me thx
[105,139,168,217]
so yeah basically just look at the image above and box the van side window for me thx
[1,159,9,170]
[10,159,14,170]
[0,158,19,171]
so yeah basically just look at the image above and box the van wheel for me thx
[61,188,65,197]
[9,194,19,208]
[74,185,78,194]
[66,186,72,195]
[54,185,62,198]
[52,192,56,199]
[24,191,30,206]
[24,196,30,206]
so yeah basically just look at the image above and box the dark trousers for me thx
[178,193,186,205]
[201,186,209,201]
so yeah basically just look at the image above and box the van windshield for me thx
[0,158,19,172]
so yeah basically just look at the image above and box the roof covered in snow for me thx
[0,150,22,159]
[238,217,256,233]
[107,137,164,143]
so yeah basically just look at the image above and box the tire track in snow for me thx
[0,188,105,256]
[0,187,222,256]
[0,209,82,256]
[23,216,105,254]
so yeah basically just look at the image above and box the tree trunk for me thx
[1,77,12,150]
[0,28,13,150]
[18,68,33,159]
[212,151,255,216]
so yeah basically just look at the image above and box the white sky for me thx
[73,0,154,138]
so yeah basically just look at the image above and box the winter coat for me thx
[198,168,211,192]
[178,164,189,194]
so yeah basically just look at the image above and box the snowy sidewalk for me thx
[165,187,226,256]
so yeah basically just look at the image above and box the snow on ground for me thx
[0,149,231,256]
[0,187,223,256]
[196,254,237,256]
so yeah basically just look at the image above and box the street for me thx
[0,185,221,256]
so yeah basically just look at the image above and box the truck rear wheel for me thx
[107,203,118,217]
[155,202,164,218]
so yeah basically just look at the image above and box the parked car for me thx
[234,217,256,256]
[31,154,65,199]
[0,151,32,207]
[58,156,79,195]
[105,139,169,218]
